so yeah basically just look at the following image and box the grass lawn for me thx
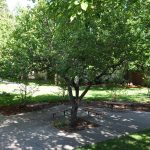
[76,129,150,150]
[0,93,67,105]
[0,82,150,105]
[84,86,150,103]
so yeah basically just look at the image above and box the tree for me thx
[3,2,55,79]
[0,0,14,78]
[47,0,138,126]
[5,0,150,127]
[127,0,150,71]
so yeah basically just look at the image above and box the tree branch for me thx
[79,83,92,101]
[64,77,74,100]
[95,59,125,80]
[79,59,125,101]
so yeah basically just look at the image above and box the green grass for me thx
[76,129,150,150]
[0,92,19,105]
[31,94,68,103]
[0,92,68,106]
[0,82,150,106]
[83,86,150,103]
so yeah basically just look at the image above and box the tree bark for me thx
[79,84,92,101]
[70,100,78,127]
[64,77,79,127]
[63,60,125,127]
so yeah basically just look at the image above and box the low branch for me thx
[79,59,125,101]
[79,83,92,101]
[96,59,125,80]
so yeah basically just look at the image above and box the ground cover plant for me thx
[52,117,99,132]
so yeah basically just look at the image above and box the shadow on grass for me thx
[0,92,69,106]
[80,86,110,91]
[80,86,138,91]
[86,92,150,103]
[84,95,111,102]
[31,95,69,103]
[0,93,19,106]
[76,129,150,150]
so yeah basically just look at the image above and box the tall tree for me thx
[5,0,150,126]
[127,0,150,71]
[0,0,14,78]
[47,0,137,126]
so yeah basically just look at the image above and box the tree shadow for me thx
[0,105,150,149]
[79,130,150,150]
[31,94,68,103]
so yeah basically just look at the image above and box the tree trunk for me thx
[55,74,58,85]
[64,76,90,127]
[70,101,78,127]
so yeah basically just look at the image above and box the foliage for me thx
[5,0,148,84]
[103,69,128,100]
[0,84,150,106]
[15,82,39,104]
[57,77,68,97]
[144,73,150,97]
[52,118,70,129]
[2,0,150,125]
[127,0,150,71]
[0,0,14,78]
[0,92,18,106]
[106,85,127,101]
[0,0,13,49]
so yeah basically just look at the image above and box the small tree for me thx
[15,82,39,104]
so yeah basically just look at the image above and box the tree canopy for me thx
[1,0,150,126]
[0,0,14,78]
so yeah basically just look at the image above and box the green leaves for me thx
[0,0,15,78]
[1,0,149,86]
[81,1,88,11]
[74,0,80,5]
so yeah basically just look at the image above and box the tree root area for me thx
[52,117,99,132]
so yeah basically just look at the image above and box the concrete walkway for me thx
[0,105,150,150]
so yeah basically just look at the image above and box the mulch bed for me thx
[52,117,99,132]
[0,102,69,116]
[0,100,150,116]
[88,101,150,111]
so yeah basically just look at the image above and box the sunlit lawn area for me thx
[0,82,150,106]
[84,86,150,103]
[76,129,150,150]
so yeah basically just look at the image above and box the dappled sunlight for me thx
[128,125,138,130]
[32,85,62,96]
[0,82,63,96]
[76,130,150,150]
[0,105,150,149]
[84,90,108,98]
[0,115,30,128]
[0,83,20,93]
[6,139,22,150]
[0,82,150,105]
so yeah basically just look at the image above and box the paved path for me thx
[0,105,150,150]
